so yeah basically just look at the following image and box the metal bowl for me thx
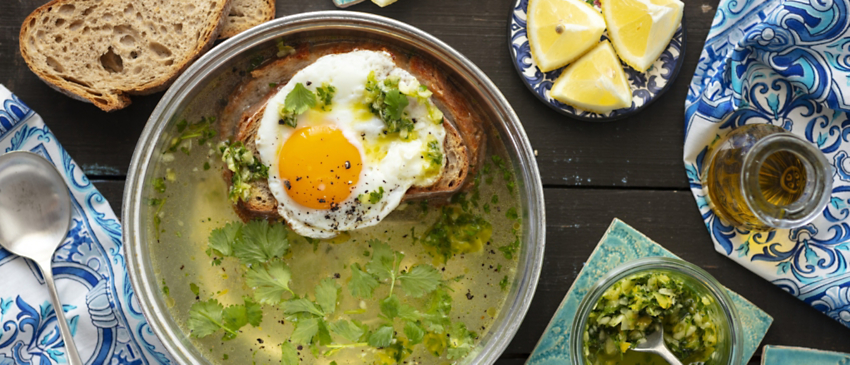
[123,11,545,365]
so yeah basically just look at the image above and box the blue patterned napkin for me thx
[761,345,850,364]
[0,85,173,364]
[527,219,772,365]
[684,0,850,329]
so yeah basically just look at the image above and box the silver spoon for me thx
[631,327,683,365]
[0,151,83,365]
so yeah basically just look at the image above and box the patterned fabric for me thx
[684,0,850,328]
[508,0,685,120]
[0,85,173,364]
[526,219,772,365]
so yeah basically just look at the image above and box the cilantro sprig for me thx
[279,83,317,128]
[187,297,262,340]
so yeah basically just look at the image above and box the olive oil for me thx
[701,124,831,230]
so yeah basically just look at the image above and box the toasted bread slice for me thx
[220,43,483,221]
[19,0,232,111]
[219,0,275,39]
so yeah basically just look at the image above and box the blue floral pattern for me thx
[685,0,850,329]
[0,85,173,364]
[509,0,686,121]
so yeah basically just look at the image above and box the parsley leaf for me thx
[404,321,425,345]
[208,222,241,257]
[281,342,299,365]
[234,220,289,265]
[368,325,394,348]
[283,298,325,317]
[246,259,294,304]
[188,299,226,338]
[381,295,419,321]
[329,320,366,343]
[221,298,263,340]
[291,317,320,345]
[349,263,379,299]
[315,278,340,315]
[398,265,441,298]
[244,297,263,327]
[285,83,317,115]
[316,319,333,346]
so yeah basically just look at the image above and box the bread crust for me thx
[219,0,275,39]
[19,0,233,111]
[220,43,485,222]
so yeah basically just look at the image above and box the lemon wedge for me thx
[527,0,606,72]
[550,40,632,113]
[602,0,683,72]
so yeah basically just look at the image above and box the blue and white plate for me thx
[509,0,686,121]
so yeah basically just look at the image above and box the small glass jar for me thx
[570,257,743,365]
[701,124,832,230]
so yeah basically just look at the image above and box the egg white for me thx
[255,50,447,238]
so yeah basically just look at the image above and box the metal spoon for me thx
[0,151,83,365]
[631,327,683,365]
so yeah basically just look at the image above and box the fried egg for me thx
[255,50,448,238]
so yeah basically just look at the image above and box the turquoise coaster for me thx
[761,345,850,365]
[527,219,773,365]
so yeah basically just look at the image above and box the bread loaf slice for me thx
[220,44,481,221]
[220,0,275,39]
[19,0,232,111]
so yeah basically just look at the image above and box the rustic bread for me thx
[220,43,482,221]
[220,0,275,39]
[19,0,232,111]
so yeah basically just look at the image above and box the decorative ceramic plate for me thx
[509,0,687,121]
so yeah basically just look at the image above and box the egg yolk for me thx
[278,125,363,210]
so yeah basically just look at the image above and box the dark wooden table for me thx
[2,0,849,363]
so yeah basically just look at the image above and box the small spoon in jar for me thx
[0,151,83,365]
[631,327,683,365]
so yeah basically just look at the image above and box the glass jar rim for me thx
[569,256,744,365]
[740,133,832,229]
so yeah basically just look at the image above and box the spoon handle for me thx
[40,262,85,365]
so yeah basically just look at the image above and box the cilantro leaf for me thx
[398,265,441,298]
[380,295,419,321]
[188,299,226,338]
[281,342,299,365]
[246,259,294,304]
[349,263,379,299]
[234,220,289,265]
[244,297,263,327]
[315,278,340,315]
[368,325,394,348]
[208,222,242,257]
[285,83,317,115]
[329,320,366,343]
[421,289,452,334]
[366,240,403,282]
[404,321,425,345]
[283,298,324,317]
[291,317,320,345]
[383,89,409,121]
[447,322,477,359]
[222,305,249,340]
[316,319,333,346]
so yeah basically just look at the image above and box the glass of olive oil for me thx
[701,123,832,230]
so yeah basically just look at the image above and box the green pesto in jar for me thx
[583,271,721,365]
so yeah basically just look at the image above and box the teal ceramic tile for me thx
[761,345,850,365]
[526,219,773,365]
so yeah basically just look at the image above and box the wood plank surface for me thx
[3,0,849,362]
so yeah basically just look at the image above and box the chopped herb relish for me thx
[422,205,492,263]
[166,116,217,154]
[583,271,721,365]
[364,72,415,138]
[219,141,270,203]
